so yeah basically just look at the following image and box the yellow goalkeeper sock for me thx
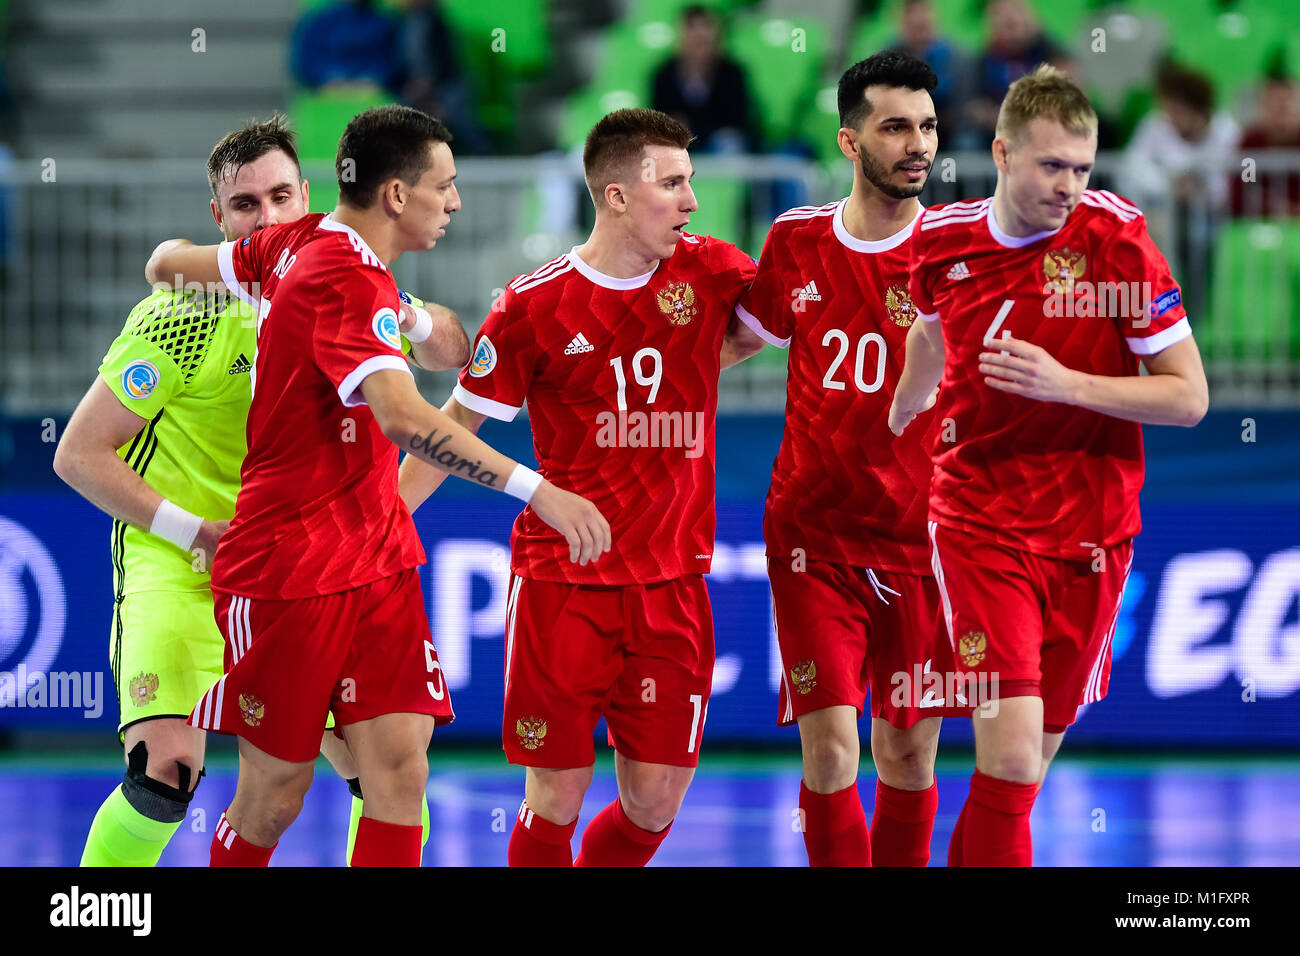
[79,785,182,867]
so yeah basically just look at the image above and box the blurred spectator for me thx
[651,6,755,153]
[1122,64,1239,213]
[889,0,969,141]
[290,0,403,95]
[1230,75,1300,218]
[398,0,492,154]
[1122,64,1239,319]
[961,0,1061,149]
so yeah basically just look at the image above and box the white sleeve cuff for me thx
[734,303,790,349]
[453,383,522,422]
[1126,317,1191,355]
[217,240,259,309]
[918,309,939,323]
[337,355,412,407]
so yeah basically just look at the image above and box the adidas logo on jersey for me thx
[227,353,252,375]
[793,280,822,301]
[947,261,972,281]
[564,333,595,355]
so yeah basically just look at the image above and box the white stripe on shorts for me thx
[928,521,956,651]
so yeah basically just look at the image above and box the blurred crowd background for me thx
[0,0,1298,422]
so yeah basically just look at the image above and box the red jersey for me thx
[455,234,755,585]
[908,189,1192,560]
[211,212,425,599]
[737,199,937,574]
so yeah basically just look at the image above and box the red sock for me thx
[210,812,275,867]
[870,779,938,867]
[574,798,671,867]
[948,801,968,867]
[351,816,423,866]
[799,781,870,867]
[960,769,1039,866]
[508,800,577,867]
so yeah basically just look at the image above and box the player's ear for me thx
[382,178,406,216]
[210,198,223,233]
[991,137,1011,173]
[837,128,858,162]
[604,181,628,213]
[300,178,310,212]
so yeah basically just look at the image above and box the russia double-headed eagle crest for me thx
[238,692,265,727]
[128,672,159,707]
[958,631,988,669]
[790,660,818,695]
[1042,248,1086,297]
[516,716,548,750]
[656,281,697,326]
[885,284,918,327]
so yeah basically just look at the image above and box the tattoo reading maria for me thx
[409,430,500,486]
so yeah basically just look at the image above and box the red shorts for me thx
[502,574,714,769]
[769,557,970,729]
[928,522,1134,733]
[190,569,455,762]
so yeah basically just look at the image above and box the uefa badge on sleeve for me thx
[468,334,497,377]
[371,307,402,349]
[121,360,159,400]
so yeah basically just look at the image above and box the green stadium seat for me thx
[1206,220,1300,363]
[591,19,680,105]
[686,178,747,246]
[559,87,643,150]
[440,0,551,139]
[727,14,830,146]
[1170,7,1283,105]
[289,90,394,211]
[290,89,395,160]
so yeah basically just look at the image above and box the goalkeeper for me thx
[53,114,469,866]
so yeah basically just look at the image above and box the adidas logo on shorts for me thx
[793,280,822,301]
[564,332,595,355]
[947,261,972,281]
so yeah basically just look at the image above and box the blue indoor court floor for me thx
[3,749,1299,866]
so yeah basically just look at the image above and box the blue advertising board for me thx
[2,491,1297,746]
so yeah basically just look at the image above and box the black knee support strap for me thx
[122,741,202,825]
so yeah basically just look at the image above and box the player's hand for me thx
[980,336,1080,405]
[528,481,612,565]
[888,386,937,436]
[192,519,230,570]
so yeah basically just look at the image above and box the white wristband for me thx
[406,306,434,344]
[504,464,544,503]
[150,499,203,552]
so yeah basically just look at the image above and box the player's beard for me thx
[858,145,928,200]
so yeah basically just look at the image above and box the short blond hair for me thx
[995,64,1097,143]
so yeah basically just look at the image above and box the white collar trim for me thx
[567,247,659,290]
[986,201,1063,248]
[319,213,387,269]
[833,199,924,253]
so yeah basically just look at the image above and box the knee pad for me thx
[121,740,203,825]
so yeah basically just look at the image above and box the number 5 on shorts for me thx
[424,640,445,701]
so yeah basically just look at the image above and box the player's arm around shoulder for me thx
[397,395,486,512]
[145,239,223,288]
[362,370,611,565]
[720,310,766,369]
